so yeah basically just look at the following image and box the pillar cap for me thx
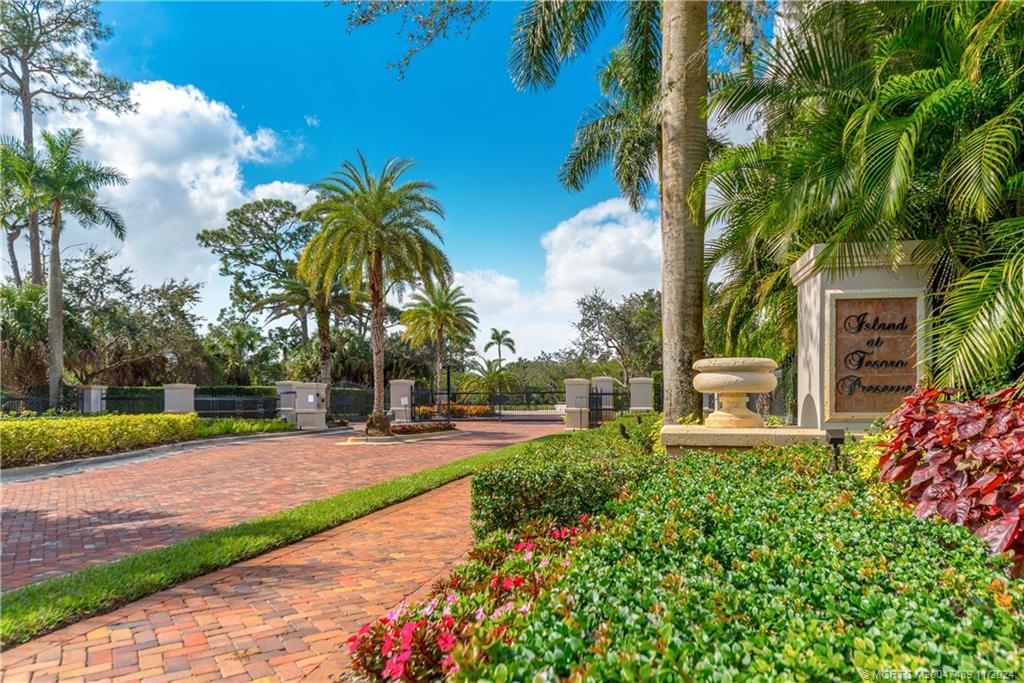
[390,379,415,386]
[564,378,589,385]
[630,377,654,384]
[163,383,195,389]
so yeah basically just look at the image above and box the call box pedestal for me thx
[790,242,933,431]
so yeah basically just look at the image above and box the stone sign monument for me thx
[791,241,932,431]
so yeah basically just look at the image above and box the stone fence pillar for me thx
[81,385,106,415]
[629,377,654,412]
[390,379,415,422]
[275,381,327,429]
[564,378,589,431]
[163,384,195,414]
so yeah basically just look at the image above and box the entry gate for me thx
[588,387,629,427]
[411,388,566,422]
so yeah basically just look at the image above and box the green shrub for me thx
[0,413,199,467]
[471,446,1024,680]
[194,417,292,438]
[470,416,666,538]
[0,414,294,468]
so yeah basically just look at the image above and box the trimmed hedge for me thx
[470,446,1024,680]
[470,415,666,538]
[0,414,293,468]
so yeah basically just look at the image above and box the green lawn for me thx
[0,431,566,649]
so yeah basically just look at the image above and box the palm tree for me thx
[483,328,516,366]
[464,358,517,398]
[510,1,767,419]
[300,153,451,434]
[6,129,126,407]
[260,274,357,388]
[401,282,478,398]
[700,1,1024,391]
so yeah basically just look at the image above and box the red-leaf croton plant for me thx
[879,386,1024,574]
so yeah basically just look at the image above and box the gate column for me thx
[390,379,415,422]
[629,377,654,413]
[564,378,589,431]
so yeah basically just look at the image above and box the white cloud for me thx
[3,80,307,325]
[456,198,662,360]
[304,114,320,128]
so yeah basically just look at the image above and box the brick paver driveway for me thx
[1,478,474,682]
[1,421,558,589]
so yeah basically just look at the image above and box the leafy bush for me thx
[878,386,1024,574]
[0,414,294,467]
[194,417,292,438]
[471,446,1024,680]
[1,413,200,467]
[470,416,666,538]
[391,422,456,435]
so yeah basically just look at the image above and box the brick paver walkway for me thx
[1,478,474,682]
[2,421,557,589]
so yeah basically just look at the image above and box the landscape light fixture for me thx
[826,428,846,472]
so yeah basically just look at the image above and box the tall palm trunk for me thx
[434,328,445,412]
[367,249,388,433]
[316,302,332,386]
[19,71,43,286]
[660,0,708,421]
[47,199,63,408]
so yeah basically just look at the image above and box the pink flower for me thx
[400,621,417,649]
[381,632,394,657]
[475,608,486,621]
[440,614,455,629]
[382,655,406,680]
[447,593,458,604]
[579,514,589,524]
[523,550,534,562]
[438,631,457,652]
[501,577,515,591]
[539,557,549,569]
[423,598,438,616]
[442,654,459,673]
[490,575,500,589]
[519,603,531,614]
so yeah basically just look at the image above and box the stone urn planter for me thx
[693,358,778,428]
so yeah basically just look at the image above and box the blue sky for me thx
[97,1,629,289]
[3,2,759,357]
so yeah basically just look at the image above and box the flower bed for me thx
[416,404,495,419]
[391,422,457,436]
[0,414,294,468]
[352,439,1024,680]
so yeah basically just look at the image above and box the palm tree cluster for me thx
[2,130,127,406]
[698,1,1024,392]
[299,153,479,434]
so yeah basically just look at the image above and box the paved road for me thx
[1,479,473,682]
[1,421,558,589]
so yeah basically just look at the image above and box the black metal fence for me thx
[1,388,83,415]
[412,388,567,422]
[194,394,278,419]
[102,390,164,414]
[329,385,375,419]
[588,389,630,427]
